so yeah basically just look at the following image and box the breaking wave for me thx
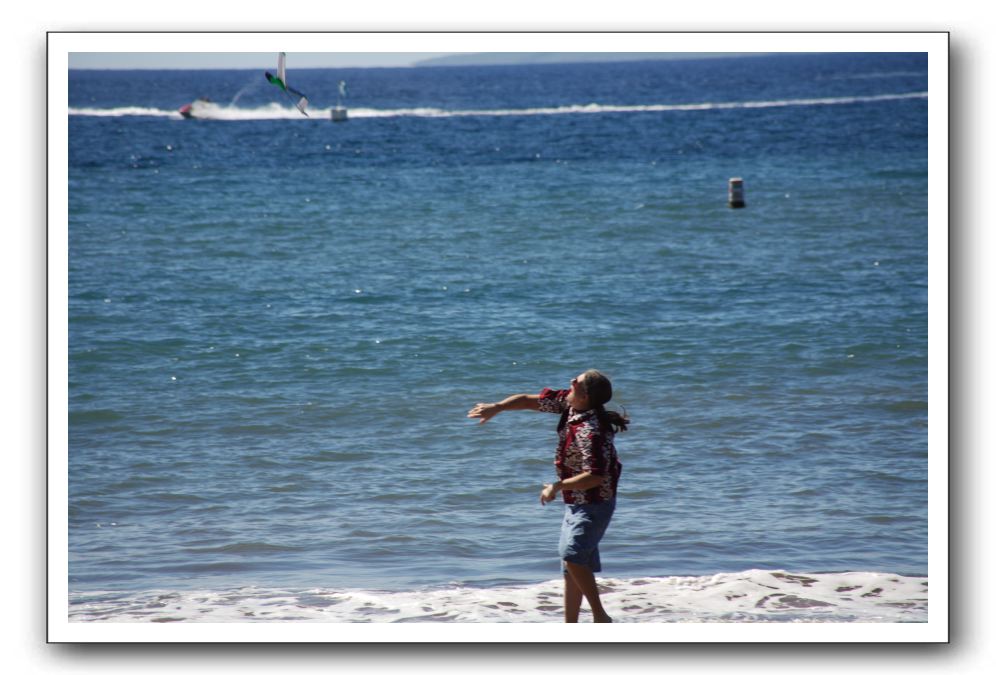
[69,569,927,623]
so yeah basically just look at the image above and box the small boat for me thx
[178,97,211,119]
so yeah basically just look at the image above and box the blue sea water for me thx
[66,53,930,621]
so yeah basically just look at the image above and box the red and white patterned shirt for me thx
[538,388,622,505]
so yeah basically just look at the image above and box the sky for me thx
[68,52,457,69]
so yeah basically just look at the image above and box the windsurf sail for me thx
[264,52,310,117]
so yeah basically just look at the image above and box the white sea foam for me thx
[69,570,927,623]
[825,71,927,81]
[68,106,178,118]
[68,91,928,122]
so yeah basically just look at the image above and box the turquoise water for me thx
[67,53,929,606]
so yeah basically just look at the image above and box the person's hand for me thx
[540,483,559,505]
[467,402,501,424]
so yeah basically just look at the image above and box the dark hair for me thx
[560,369,630,433]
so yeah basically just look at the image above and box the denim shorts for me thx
[558,499,615,573]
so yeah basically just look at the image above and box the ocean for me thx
[66,52,930,623]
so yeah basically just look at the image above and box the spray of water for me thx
[230,74,263,106]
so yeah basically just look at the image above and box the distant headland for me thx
[414,52,765,67]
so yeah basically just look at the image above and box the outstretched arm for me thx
[540,472,606,505]
[467,394,540,424]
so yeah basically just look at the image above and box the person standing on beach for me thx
[467,370,628,623]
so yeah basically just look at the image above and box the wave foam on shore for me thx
[69,569,927,623]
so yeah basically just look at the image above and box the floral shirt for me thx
[538,388,622,505]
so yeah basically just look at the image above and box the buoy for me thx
[728,177,746,208]
[331,80,348,122]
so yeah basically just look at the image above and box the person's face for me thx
[566,373,591,410]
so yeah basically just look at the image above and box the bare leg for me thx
[564,561,613,623]
[564,572,583,623]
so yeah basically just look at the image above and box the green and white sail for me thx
[264,52,309,116]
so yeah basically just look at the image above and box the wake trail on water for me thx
[69,91,928,121]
